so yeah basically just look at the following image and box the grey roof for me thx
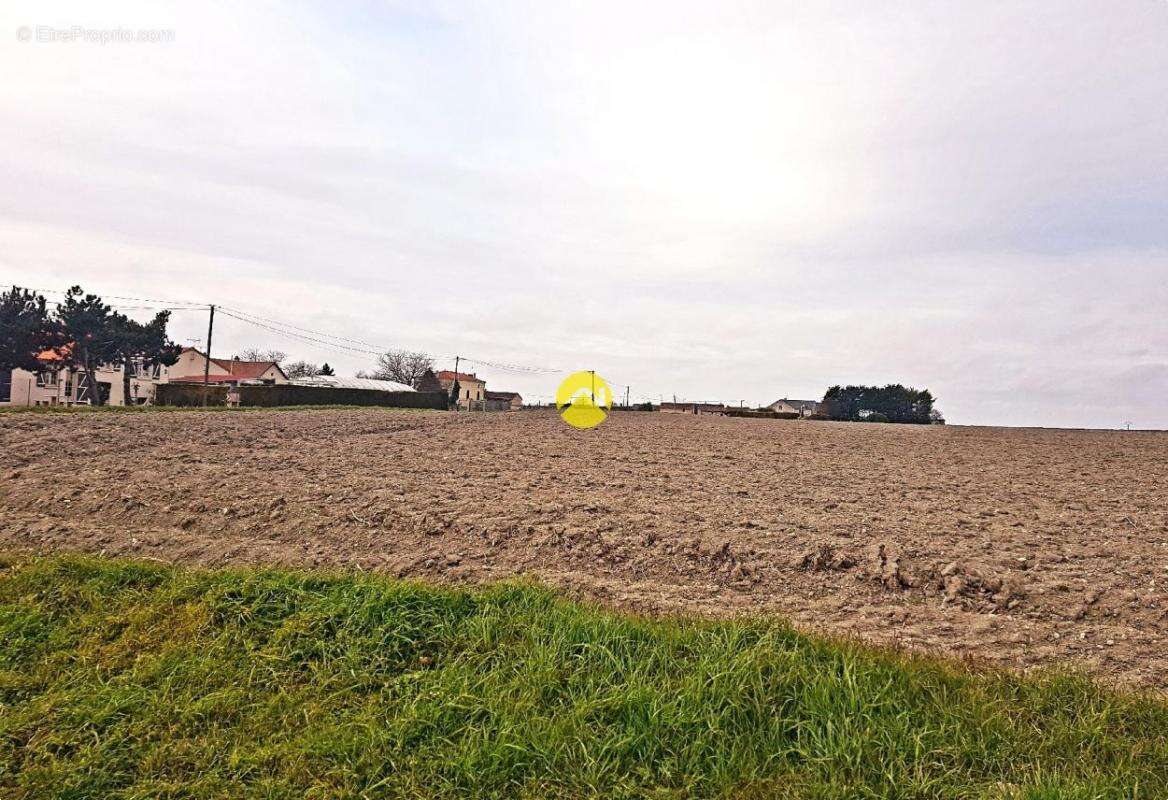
[291,376,415,392]
[770,398,820,407]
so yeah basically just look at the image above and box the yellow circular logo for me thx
[556,371,613,429]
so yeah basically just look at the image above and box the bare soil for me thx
[2,408,1166,687]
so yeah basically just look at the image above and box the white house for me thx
[162,347,288,386]
[1,347,157,407]
[768,398,822,417]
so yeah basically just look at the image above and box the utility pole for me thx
[625,385,630,409]
[451,355,460,411]
[202,304,215,407]
[590,369,595,404]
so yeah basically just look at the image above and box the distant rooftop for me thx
[179,347,286,380]
[771,398,820,407]
[290,375,415,392]
[435,370,481,383]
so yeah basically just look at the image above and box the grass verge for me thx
[1,555,1165,799]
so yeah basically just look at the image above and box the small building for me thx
[484,390,523,411]
[164,348,288,386]
[435,370,486,409]
[660,401,726,415]
[768,398,821,417]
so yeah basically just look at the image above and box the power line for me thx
[215,309,384,357]
[457,355,561,375]
[12,282,658,392]
[1,284,209,308]
[217,304,393,353]
[220,305,561,375]
[107,305,210,312]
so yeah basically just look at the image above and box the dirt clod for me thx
[798,543,856,572]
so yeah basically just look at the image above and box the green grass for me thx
[0,556,1164,799]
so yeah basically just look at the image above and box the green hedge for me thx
[154,384,447,409]
[237,385,447,409]
[724,409,800,420]
[154,383,228,407]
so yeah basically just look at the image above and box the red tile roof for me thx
[211,358,280,379]
[178,347,286,380]
[435,370,481,382]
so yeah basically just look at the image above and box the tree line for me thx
[821,384,942,424]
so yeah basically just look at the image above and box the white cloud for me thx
[1,0,1166,426]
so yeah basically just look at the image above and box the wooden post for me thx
[202,304,215,407]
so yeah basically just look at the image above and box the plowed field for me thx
[2,408,1166,687]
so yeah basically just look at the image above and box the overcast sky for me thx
[2,1,1166,427]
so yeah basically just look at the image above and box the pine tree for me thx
[0,287,62,372]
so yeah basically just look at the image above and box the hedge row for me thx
[723,408,801,420]
[154,383,447,410]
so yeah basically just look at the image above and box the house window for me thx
[0,372,10,402]
[37,370,58,388]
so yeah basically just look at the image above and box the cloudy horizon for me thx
[2,1,1166,427]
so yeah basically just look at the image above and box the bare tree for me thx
[365,349,434,387]
[283,360,321,379]
[235,348,286,364]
